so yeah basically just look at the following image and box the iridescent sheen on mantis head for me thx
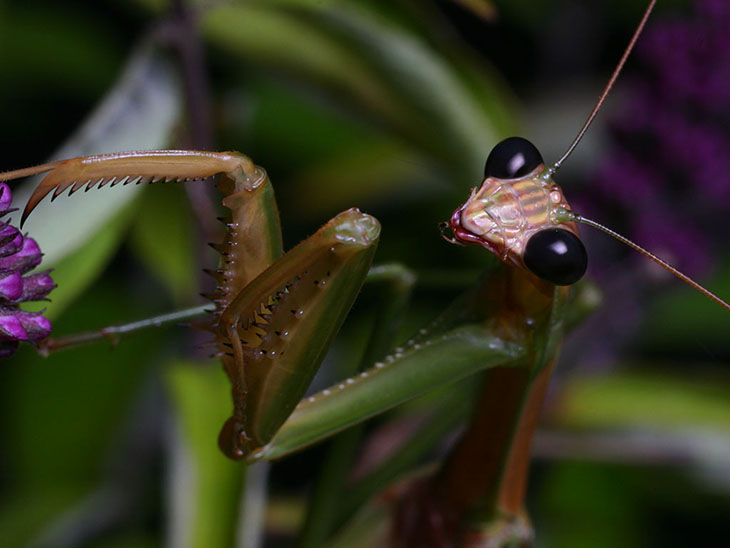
[445,137,587,286]
[441,131,729,309]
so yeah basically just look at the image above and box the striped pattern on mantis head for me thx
[441,0,729,312]
[443,133,730,311]
[444,137,587,287]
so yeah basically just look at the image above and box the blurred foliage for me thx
[165,360,246,547]
[0,0,728,546]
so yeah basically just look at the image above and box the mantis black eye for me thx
[523,229,587,286]
[484,137,544,179]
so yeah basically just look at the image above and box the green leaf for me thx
[0,487,85,548]
[203,2,515,180]
[35,197,139,319]
[165,360,246,548]
[0,4,121,97]
[2,306,161,487]
[551,370,730,433]
[641,261,730,350]
[286,140,437,219]
[8,41,182,288]
[129,185,198,305]
[310,7,506,175]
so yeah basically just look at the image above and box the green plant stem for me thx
[37,304,212,355]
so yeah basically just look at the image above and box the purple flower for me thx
[581,0,730,278]
[631,206,712,277]
[0,183,54,356]
[594,148,660,205]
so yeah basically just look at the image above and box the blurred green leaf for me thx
[641,261,730,352]
[536,462,646,548]
[165,361,246,548]
[32,196,139,320]
[0,487,85,548]
[3,329,158,488]
[0,4,121,96]
[88,535,158,548]
[204,2,514,180]
[7,41,182,282]
[129,186,197,305]
[288,140,433,218]
[551,370,730,433]
[328,498,390,548]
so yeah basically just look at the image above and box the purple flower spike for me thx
[0,184,13,213]
[0,224,23,253]
[0,185,54,356]
[16,310,52,339]
[18,271,55,302]
[0,237,42,272]
[0,272,23,300]
[0,313,29,340]
[581,0,730,278]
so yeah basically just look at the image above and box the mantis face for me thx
[445,137,588,286]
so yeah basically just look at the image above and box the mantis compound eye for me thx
[484,137,544,179]
[523,229,587,286]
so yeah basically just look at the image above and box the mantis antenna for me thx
[574,215,730,311]
[549,205,730,311]
[545,0,729,311]
[549,0,657,176]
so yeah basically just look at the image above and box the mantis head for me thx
[441,0,728,311]
[443,137,588,286]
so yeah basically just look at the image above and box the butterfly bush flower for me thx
[0,183,54,356]
[584,0,730,277]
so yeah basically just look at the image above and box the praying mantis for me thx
[2,0,729,545]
